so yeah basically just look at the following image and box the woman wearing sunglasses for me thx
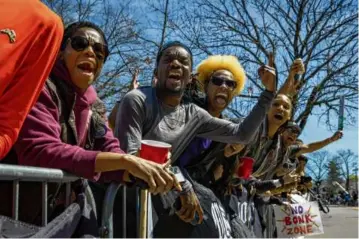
[4,21,179,225]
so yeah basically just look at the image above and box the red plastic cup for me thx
[237,157,255,179]
[139,140,171,164]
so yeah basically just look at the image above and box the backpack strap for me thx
[45,77,77,145]
[142,87,158,137]
[45,78,64,124]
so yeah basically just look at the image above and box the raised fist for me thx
[289,58,305,77]
[258,52,276,92]
[330,131,343,142]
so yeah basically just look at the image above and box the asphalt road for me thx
[307,206,358,238]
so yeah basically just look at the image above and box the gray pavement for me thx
[307,206,358,238]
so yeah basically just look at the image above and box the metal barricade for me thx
[0,164,96,226]
[100,183,122,238]
[100,183,151,238]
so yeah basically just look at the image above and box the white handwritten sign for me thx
[274,202,324,238]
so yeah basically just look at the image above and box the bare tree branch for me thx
[306,151,331,182]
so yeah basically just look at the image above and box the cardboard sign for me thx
[274,202,324,238]
[290,194,308,204]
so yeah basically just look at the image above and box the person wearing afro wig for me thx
[178,55,247,169]
[195,55,246,116]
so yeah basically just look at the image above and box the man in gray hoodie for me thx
[114,41,276,236]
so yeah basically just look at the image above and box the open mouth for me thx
[215,93,228,105]
[77,62,95,75]
[274,114,284,120]
[167,72,182,87]
[168,71,182,80]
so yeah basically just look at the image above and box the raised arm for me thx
[295,131,343,156]
[278,58,305,97]
[197,90,274,144]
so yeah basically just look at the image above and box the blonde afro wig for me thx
[196,55,246,96]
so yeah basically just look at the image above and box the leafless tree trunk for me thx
[306,151,330,183]
[334,149,358,191]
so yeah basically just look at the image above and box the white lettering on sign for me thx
[211,202,232,238]
[237,202,254,224]
[274,202,324,238]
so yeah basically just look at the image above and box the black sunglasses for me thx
[70,36,109,61]
[210,76,237,89]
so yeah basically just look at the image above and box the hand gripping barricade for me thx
[0,163,100,238]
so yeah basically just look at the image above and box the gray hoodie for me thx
[114,86,274,162]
